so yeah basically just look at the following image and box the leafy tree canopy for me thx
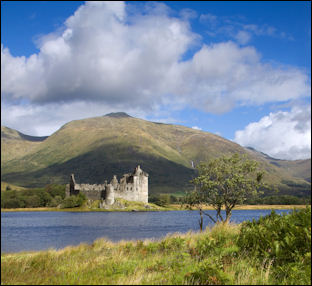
[185,153,265,225]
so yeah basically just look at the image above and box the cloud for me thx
[1,1,310,136]
[192,126,202,130]
[175,41,310,113]
[1,100,150,136]
[234,30,252,45]
[234,105,311,160]
[200,14,293,45]
[180,8,197,20]
[1,1,198,108]
[199,13,217,25]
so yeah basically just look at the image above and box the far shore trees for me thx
[185,153,265,230]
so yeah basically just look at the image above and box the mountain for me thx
[1,113,311,196]
[245,147,311,182]
[1,126,48,165]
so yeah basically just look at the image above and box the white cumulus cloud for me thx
[192,126,202,130]
[1,1,311,137]
[234,105,311,160]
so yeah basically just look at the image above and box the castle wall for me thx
[78,184,106,200]
[65,184,70,197]
[114,174,148,203]
[80,189,104,200]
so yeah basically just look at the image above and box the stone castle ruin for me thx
[65,165,148,205]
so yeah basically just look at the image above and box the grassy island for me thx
[1,207,310,285]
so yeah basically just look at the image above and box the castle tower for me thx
[69,174,79,196]
[134,165,143,176]
[133,165,148,203]
[111,175,118,190]
[105,184,115,205]
[140,169,148,203]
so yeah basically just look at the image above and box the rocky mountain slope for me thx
[1,113,310,196]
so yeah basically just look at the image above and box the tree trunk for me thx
[216,206,223,222]
[225,206,232,224]
[199,208,203,232]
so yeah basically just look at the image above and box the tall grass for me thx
[1,208,310,285]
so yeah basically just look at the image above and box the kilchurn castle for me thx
[65,165,148,205]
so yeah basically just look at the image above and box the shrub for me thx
[60,193,86,208]
[148,195,167,206]
[47,195,63,207]
[237,207,311,266]
[45,184,66,199]
[24,195,42,208]
[1,190,25,208]
[1,184,67,208]
[2,198,25,208]
[245,195,310,205]
[185,258,232,285]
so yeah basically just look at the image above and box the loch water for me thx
[1,209,291,253]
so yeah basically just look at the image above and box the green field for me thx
[1,207,310,285]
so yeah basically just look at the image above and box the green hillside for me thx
[1,113,311,195]
[1,126,47,164]
[1,181,28,192]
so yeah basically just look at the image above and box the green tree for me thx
[185,153,265,228]
[60,193,86,208]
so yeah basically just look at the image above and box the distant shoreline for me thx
[1,204,308,212]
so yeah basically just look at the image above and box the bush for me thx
[1,184,67,208]
[238,207,311,265]
[185,258,232,285]
[1,190,23,208]
[237,207,311,284]
[149,194,178,206]
[149,195,167,206]
[47,195,63,207]
[2,198,25,208]
[60,193,86,208]
[24,195,42,208]
[245,195,310,205]
[45,184,66,199]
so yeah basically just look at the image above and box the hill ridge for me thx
[1,115,310,196]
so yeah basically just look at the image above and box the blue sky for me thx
[1,1,311,160]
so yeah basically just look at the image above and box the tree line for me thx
[1,184,85,209]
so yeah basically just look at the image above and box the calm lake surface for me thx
[1,209,291,253]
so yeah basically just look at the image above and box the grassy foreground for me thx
[1,208,310,285]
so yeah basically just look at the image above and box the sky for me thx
[1,1,311,160]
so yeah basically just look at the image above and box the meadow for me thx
[1,207,310,285]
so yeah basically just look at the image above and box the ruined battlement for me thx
[65,165,148,205]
